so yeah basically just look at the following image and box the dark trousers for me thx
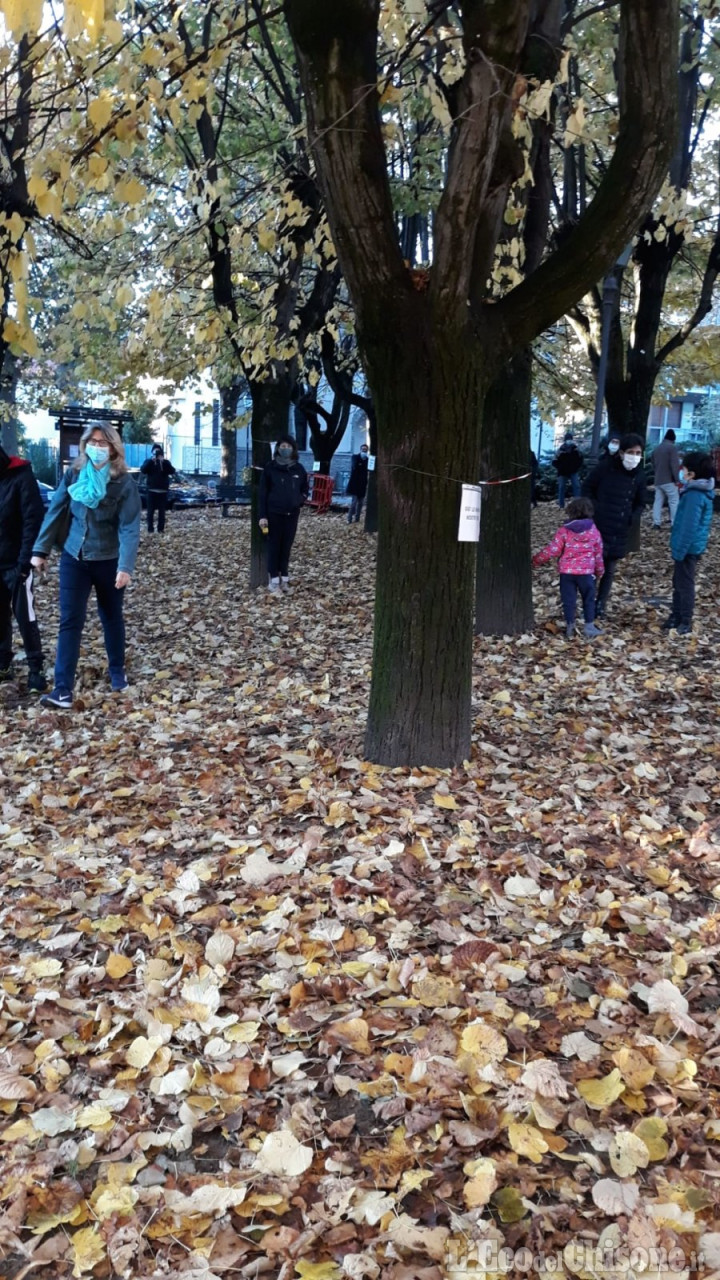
[559,573,596,626]
[348,496,364,523]
[267,512,299,579]
[147,491,168,532]
[672,554,700,626]
[596,556,620,614]
[0,568,44,671]
[55,552,125,694]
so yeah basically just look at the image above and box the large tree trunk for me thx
[248,374,293,589]
[475,347,534,636]
[364,332,486,767]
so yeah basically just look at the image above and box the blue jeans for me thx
[558,473,580,507]
[559,573,596,626]
[55,552,125,694]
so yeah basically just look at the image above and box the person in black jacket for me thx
[346,444,369,523]
[140,444,176,533]
[583,433,648,618]
[0,446,47,691]
[258,437,308,593]
[553,433,584,507]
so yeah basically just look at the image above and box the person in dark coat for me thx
[553,432,584,507]
[346,444,369,523]
[583,432,648,618]
[140,444,176,533]
[0,446,47,692]
[258,436,308,594]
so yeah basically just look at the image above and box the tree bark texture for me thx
[363,318,487,766]
[249,375,293,589]
[475,348,534,637]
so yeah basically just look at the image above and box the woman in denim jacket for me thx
[31,423,141,708]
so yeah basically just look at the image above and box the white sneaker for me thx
[280,577,291,593]
[268,578,281,594]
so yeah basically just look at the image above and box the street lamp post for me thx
[589,244,633,463]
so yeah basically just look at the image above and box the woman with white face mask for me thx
[30,424,141,708]
[583,433,649,618]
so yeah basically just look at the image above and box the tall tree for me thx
[475,0,564,637]
[283,0,679,767]
[566,4,720,443]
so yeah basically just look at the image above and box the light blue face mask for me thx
[86,444,110,466]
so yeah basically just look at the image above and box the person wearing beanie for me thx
[552,432,584,508]
[652,428,681,528]
[662,451,715,635]
[0,445,48,692]
[258,436,308,594]
[140,443,176,533]
[583,432,648,618]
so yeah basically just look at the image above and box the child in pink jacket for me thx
[533,497,605,639]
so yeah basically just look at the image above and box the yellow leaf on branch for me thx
[88,97,114,130]
[65,0,104,41]
[115,176,148,205]
[1,0,43,37]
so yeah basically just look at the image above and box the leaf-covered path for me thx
[1,508,719,1280]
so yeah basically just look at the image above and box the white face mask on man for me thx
[622,453,642,471]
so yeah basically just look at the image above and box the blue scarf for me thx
[71,460,111,509]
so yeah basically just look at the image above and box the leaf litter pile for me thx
[1,506,720,1280]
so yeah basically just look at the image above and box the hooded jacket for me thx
[0,453,45,570]
[583,456,648,559]
[553,441,583,477]
[670,478,714,560]
[533,518,605,577]
[258,458,308,518]
[140,454,176,493]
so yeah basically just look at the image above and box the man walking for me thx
[346,443,369,523]
[652,428,681,527]
[0,445,47,692]
[553,433,584,508]
[140,444,176,533]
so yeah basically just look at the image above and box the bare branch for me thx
[491,0,680,356]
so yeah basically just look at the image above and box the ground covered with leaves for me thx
[1,506,720,1280]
